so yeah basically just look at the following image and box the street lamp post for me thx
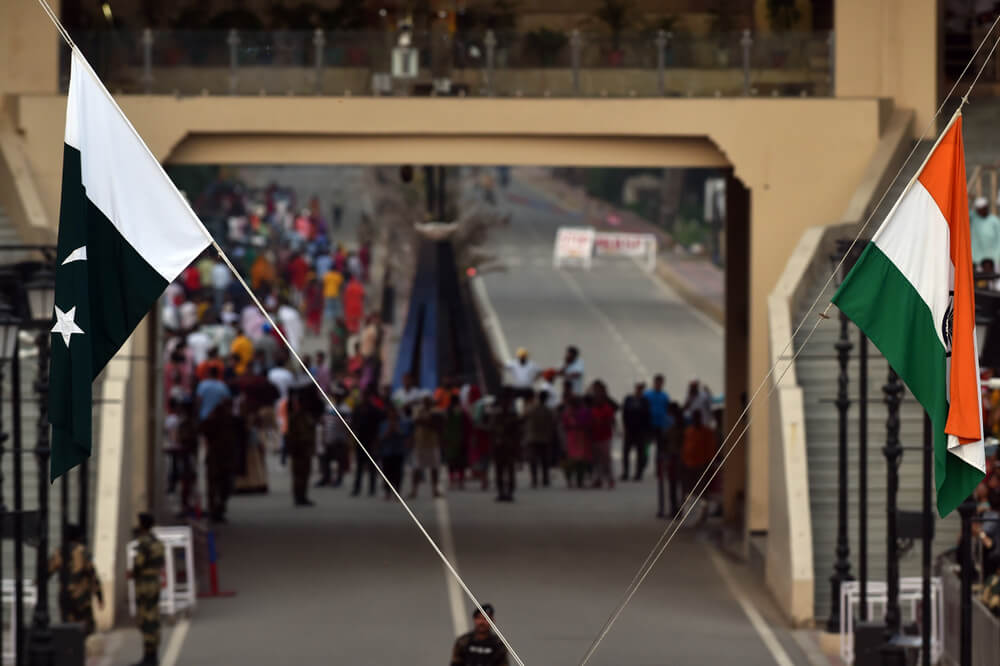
[25,266,56,666]
[0,297,20,663]
[881,367,906,664]
[570,30,582,94]
[655,30,668,96]
[858,328,869,619]
[957,499,976,666]
[313,28,325,95]
[826,304,854,632]
[740,30,753,96]
[0,251,55,666]
[11,330,25,666]
[827,240,855,633]
[484,30,497,96]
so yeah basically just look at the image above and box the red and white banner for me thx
[555,228,657,272]
[553,227,596,268]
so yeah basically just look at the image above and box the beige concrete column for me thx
[0,0,61,96]
[129,317,152,515]
[835,0,938,132]
[93,335,136,630]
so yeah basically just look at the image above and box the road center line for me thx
[435,497,468,637]
[706,547,795,666]
[555,268,651,378]
[160,617,190,666]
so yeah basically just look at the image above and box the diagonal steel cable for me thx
[577,15,1000,665]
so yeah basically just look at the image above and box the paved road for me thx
[120,466,816,665]
[107,170,821,666]
[483,177,723,401]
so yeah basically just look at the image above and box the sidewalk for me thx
[514,166,725,324]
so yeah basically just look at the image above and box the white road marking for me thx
[160,617,190,666]
[436,497,469,636]
[706,547,796,666]
[470,276,513,363]
[555,268,650,378]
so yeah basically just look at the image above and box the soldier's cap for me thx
[473,603,495,618]
[138,512,155,530]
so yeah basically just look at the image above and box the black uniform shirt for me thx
[450,631,509,666]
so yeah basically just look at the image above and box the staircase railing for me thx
[765,108,915,624]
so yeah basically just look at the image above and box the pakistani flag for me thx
[49,49,210,480]
[833,113,986,517]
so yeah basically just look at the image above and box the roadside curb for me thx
[514,169,725,326]
[655,256,724,326]
[467,274,511,364]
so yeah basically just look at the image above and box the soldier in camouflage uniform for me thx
[48,523,103,635]
[128,513,165,666]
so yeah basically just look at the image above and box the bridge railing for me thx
[62,28,834,98]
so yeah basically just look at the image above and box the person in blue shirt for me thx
[644,374,677,513]
[195,366,231,422]
[643,374,672,432]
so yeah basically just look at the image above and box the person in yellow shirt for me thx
[230,332,254,375]
[323,268,344,324]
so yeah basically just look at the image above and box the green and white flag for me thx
[49,49,210,480]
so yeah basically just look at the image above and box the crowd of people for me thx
[291,344,722,516]
[962,194,1000,617]
[160,177,383,519]
[158,176,725,524]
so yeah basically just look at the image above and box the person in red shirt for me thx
[342,273,366,334]
[195,348,225,382]
[434,377,459,410]
[183,265,201,299]
[304,278,324,335]
[286,253,310,292]
[333,244,347,273]
[588,380,617,489]
[561,394,590,489]
[681,409,716,496]
[346,341,365,381]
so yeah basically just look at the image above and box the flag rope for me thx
[31,0,1000,662]
[576,15,1000,665]
[207,240,529,666]
[33,2,527,663]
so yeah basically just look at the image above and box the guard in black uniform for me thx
[450,603,509,666]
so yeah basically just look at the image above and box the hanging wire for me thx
[577,15,1000,666]
[33,3,528,662]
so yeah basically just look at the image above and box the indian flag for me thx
[49,48,210,479]
[833,113,986,517]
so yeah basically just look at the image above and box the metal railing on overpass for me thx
[63,28,834,99]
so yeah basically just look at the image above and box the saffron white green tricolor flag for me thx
[833,113,986,517]
[49,49,210,480]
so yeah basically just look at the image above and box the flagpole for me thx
[45,31,527,666]
[921,413,933,666]
[32,1,1000,662]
